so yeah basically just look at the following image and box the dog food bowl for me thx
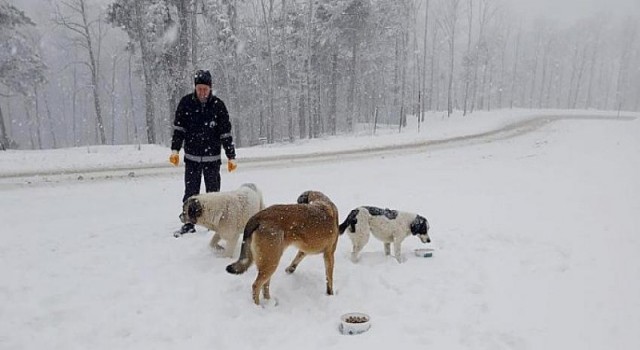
[339,312,371,335]
[414,248,434,258]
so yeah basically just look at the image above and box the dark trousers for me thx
[182,159,221,203]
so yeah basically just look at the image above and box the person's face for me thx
[195,84,211,102]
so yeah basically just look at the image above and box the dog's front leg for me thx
[393,239,406,263]
[350,242,362,262]
[209,233,224,251]
[383,242,391,256]
[224,234,239,258]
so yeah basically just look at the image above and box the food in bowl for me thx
[340,312,371,335]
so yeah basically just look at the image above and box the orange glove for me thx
[227,159,237,172]
[169,152,179,166]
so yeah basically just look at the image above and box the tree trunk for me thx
[127,51,139,146]
[394,35,399,108]
[165,0,191,143]
[0,103,8,149]
[23,99,36,149]
[191,0,198,70]
[585,44,598,109]
[347,35,357,132]
[133,0,156,144]
[538,39,551,108]
[527,34,541,108]
[72,52,78,146]
[570,45,589,109]
[260,0,275,143]
[462,0,473,116]
[298,86,306,139]
[33,87,43,149]
[305,0,313,138]
[429,24,438,111]
[510,27,521,108]
[486,59,493,110]
[110,55,118,144]
[400,30,407,128]
[447,21,457,117]
[77,0,106,145]
[44,92,57,149]
[329,51,338,135]
[497,28,508,108]
[566,44,579,108]
[421,0,430,121]
[281,0,294,141]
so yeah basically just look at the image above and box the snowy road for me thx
[0,114,634,190]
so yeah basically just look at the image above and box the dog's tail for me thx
[338,208,359,235]
[243,183,265,210]
[226,215,260,274]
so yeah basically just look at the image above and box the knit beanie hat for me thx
[194,70,212,86]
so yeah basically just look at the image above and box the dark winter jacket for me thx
[171,92,236,163]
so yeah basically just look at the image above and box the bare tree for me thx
[305,0,313,137]
[259,0,276,142]
[438,0,461,117]
[43,91,58,148]
[421,0,430,120]
[54,0,107,144]
[537,31,554,108]
[469,0,496,114]
[132,0,156,144]
[509,25,521,108]
[461,0,473,116]
[429,20,439,111]
[584,24,602,109]
[108,53,119,144]
[614,20,638,114]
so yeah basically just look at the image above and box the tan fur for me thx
[226,191,340,305]
[180,183,265,258]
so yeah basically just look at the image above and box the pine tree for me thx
[0,0,47,149]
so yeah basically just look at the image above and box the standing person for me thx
[169,69,238,235]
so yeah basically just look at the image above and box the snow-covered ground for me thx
[1,109,639,349]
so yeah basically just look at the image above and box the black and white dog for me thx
[339,206,430,263]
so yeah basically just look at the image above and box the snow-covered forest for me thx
[1,0,639,150]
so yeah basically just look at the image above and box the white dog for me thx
[338,206,431,263]
[178,183,265,258]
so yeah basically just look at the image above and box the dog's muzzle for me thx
[420,235,431,244]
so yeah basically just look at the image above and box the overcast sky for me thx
[506,0,640,23]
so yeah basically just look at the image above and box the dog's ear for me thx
[297,191,311,204]
[410,215,428,235]
[187,198,203,220]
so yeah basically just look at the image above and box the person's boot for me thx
[174,223,196,237]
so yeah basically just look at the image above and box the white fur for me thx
[346,208,428,263]
[191,184,265,258]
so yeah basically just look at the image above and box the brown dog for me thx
[226,190,340,305]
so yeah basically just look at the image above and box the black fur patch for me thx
[297,191,311,204]
[363,206,398,220]
[187,197,203,221]
[409,215,429,235]
[339,209,360,234]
